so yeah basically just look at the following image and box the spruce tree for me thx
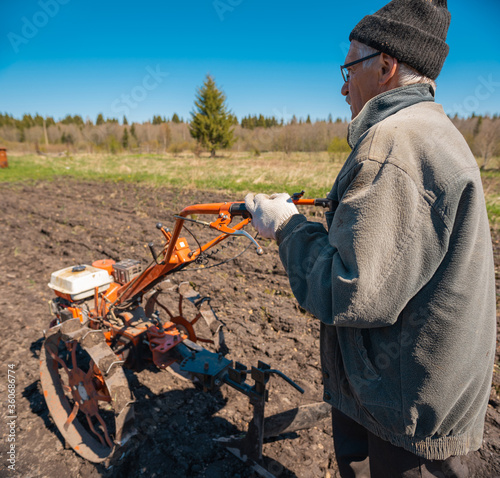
[96,113,105,125]
[171,113,181,124]
[122,128,129,149]
[189,75,235,157]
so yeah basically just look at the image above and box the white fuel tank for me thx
[48,264,112,300]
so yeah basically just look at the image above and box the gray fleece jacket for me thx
[277,84,496,460]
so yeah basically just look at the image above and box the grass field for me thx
[0,152,348,198]
[1,152,498,228]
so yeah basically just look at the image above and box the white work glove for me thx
[244,192,299,240]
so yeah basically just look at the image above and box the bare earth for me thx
[0,180,498,478]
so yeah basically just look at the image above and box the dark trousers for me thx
[331,408,469,478]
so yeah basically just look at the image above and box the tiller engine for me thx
[39,194,333,476]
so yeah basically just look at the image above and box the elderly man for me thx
[245,0,496,476]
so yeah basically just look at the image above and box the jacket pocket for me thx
[340,328,402,411]
[353,329,380,380]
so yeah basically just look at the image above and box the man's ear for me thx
[379,53,398,86]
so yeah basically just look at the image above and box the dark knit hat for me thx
[349,0,451,80]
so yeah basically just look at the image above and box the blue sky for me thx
[1,0,499,123]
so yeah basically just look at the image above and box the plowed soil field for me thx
[0,180,498,478]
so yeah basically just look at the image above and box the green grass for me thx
[485,197,500,230]
[481,170,500,230]
[481,169,500,179]
[0,152,344,198]
[1,154,498,228]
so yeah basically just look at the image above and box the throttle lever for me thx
[148,242,160,264]
[225,229,264,255]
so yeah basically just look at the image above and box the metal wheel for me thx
[40,319,135,463]
[146,282,224,347]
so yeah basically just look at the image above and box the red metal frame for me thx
[113,202,250,305]
[62,198,318,370]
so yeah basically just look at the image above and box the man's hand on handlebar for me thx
[244,193,299,240]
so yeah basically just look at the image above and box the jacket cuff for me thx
[276,214,307,245]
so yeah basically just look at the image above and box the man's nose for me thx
[341,80,349,97]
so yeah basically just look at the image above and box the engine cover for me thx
[48,264,112,300]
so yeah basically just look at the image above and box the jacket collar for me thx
[347,84,435,149]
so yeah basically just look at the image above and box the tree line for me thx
[1,74,499,168]
[0,112,187,129]
[0,109,335,133]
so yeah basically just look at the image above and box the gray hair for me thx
[354,42,437,91]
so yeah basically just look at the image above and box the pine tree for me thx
[473,116,483,136]
[34,113,44,127]
[171,113,181,124]
[22,114,34,128]
[152,115,163,125]
[123,115,128,125]
[96,113,105,125]
[189,75,235,157]
[122,128,129,149]
[61,114,73,125]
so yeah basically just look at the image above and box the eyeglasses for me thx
[340,52,382,83]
